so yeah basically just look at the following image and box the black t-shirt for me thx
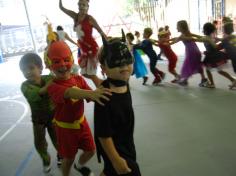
[94,79,136,164]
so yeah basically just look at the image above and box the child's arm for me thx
[133,40,148,50]
[59,0,77,19]
[64,32,79,46]
[152,42,160,47]
[168,37,180,45]
[64,86,111,106]
[39,79,54,96]
[133,43,143,50]
[178,34,205,43]
[149,39,160,46]
[99,137,131,175]
[21,83,44,102]
[190,33,203,38]
[188,34,218,47]
[89,15,107,40]
[150,38,158,43]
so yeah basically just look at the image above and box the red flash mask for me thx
[47,41,73,70]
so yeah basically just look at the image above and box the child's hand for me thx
[90,87,112,105]
[112,157,132,175]
[39,78,55,95]
[45,78,54,87]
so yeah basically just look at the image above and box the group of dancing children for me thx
[129,20,236,89]
[19,0,236,175]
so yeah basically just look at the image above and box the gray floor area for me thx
[0,54,236,176]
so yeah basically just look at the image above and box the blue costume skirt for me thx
[133,49,148,78]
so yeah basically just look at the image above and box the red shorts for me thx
[55,118,95,158]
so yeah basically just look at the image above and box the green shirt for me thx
[21,75,54,124]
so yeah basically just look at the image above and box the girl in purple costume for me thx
[181,41,202,79]
[169,20,208,86]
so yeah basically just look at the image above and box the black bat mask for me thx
[101,29,134,68]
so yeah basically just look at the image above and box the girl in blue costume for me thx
[126,32,148,85]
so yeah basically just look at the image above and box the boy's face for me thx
[102,63,133,82]
[20,63,42,82]
[51,57,72,80]
[143,31,150,39]
[47,41,73,80]
[102,40,133,69]
[126,36,132,43]
[143,32,147,38]
[101,39,134,81]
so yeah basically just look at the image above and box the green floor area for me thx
[0,60,236,176]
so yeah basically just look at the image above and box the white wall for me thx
[225,0,236,18]
[159,0,213,35]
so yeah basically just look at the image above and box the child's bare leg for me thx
[198,68,209,87]
[78,150,95,165]
[170,69,180,79]
[206,69,214,85]
[62,158,74,176]
[199,70,207,80]
[218,70,235,82]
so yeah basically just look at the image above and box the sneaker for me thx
[142,76,148,85]
[178,79,188,86]
[203,81,215,88]
[57,154,63,167]
[74,163,94,176]
[43,155,51,173]
[205,83,215,88]
[171,79,179,83]
[157,57,164,61]
[199,78,208,87]
[229,80,236,89]
[171,75,180,83]
[43,164,51,173]
[152,76,161,85]
[157,53,163,61]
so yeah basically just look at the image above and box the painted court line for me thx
[14,147,35,176]
[0,99,28,142]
